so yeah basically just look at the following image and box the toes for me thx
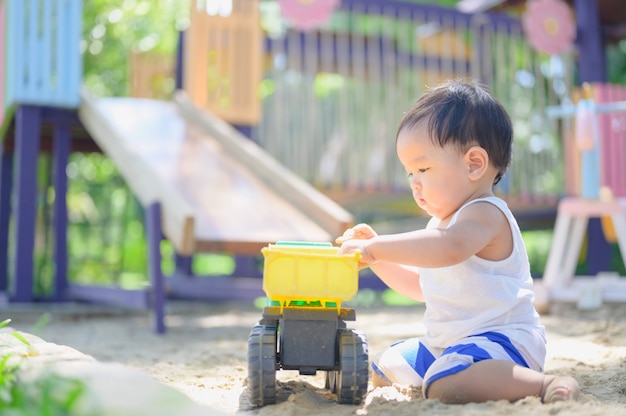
[543,376,580,403]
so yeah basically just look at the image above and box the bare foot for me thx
[542,376,580,403]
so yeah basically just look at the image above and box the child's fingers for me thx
[335,228,355,244]
[352,224,377,240]
[357,261,370,270]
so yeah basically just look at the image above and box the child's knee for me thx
[425,372,473,404]
[371,371,390,388]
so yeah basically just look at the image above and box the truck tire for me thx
[334,328,369,405]
[247,325,277,407]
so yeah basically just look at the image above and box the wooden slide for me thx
[78,89,353,256]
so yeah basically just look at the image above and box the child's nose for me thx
[409,177,421,190]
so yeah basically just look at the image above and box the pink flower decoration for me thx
[522,0,576,55]
[277,0,339,31]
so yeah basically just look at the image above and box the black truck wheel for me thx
[247,325,277,407]
[331,328,369,405]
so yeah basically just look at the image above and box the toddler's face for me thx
[396,124,473,221]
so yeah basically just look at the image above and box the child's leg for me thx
[372,371,389,388]
[371,337,441,388]
[426,359,579,404]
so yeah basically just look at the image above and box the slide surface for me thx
[78,90,352,256]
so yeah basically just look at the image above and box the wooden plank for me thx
[546,277,626,304]
[183,5,208,110]
[79,91,346,256]
[67,284,150,310]
[171,104,338,246]
[183,0,262,124]
[128,52,174,99]
[78,89,196,255]
[175,90,354,239]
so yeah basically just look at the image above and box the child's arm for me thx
[369,262,423,301]
[339,202,510,268]
[338,224,423,301]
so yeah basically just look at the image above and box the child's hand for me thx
[338,238,377,269]
[335,223,377,244]
[337,224,378,268]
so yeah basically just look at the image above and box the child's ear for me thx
[464,146,489,180]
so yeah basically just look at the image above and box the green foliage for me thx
[607,40,626,85]
[0,361,92,416]
[0,319,93,415]
[37,1,626,294]
[64,154,147,288]
[82,0,187,97]
[0,319,11,330]
[522,230,552,277]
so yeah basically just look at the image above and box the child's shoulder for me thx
[463,196,511,217]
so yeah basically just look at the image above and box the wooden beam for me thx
[174,91,354,240]
[78,89,196,255]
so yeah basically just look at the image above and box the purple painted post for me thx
[233,125,254,142]
[0,145,13,292]
[574,0,605,83]
[574,0,610,275]
[12,105,41,302]
[234,256,261,278]
[146,202,166,334]
[174,253,193,276]
[231,124,259,276]
[52,120,70,300]
[176,31,184,90]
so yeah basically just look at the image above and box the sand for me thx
[4,299,626,415]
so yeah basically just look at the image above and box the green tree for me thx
[82,0,187,97]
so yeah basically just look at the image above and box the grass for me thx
[522,229,553,277]
[0,318,96,416]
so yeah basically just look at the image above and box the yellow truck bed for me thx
[261,242,361,307]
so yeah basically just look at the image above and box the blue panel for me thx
[67,0,84,107]
[4,0,18,107]
[25,0,39,102]
[42,0,53,103]
[6,0,82,108]
[581,148,601,199]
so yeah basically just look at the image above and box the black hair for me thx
[396,79,513,185]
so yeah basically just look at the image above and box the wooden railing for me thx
[594,83,626,198]
[183,0,262,125]
[251,1,572,207]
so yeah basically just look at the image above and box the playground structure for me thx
[247,242,368,407]
[252,0,572,216]
[535,82,626,310]
[2,0,626,331]
[0,0,352,333]
[134,0,574,216]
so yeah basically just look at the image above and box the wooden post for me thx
[183,0,262,125]
[12,105,41,302]
[52,120,70,300]
[146,202,166,334]
[0,145,12,293]
[128,52,174,99]
[573,0,610,275]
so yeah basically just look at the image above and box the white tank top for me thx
[420,196,543,348]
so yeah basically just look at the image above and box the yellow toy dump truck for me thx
[247,241,369,407]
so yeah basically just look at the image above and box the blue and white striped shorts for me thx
[372,331,545,398]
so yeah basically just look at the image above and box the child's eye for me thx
[417,168,429,173]
[407,173,413,179]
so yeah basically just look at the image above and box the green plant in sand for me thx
[0,318,97,415]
